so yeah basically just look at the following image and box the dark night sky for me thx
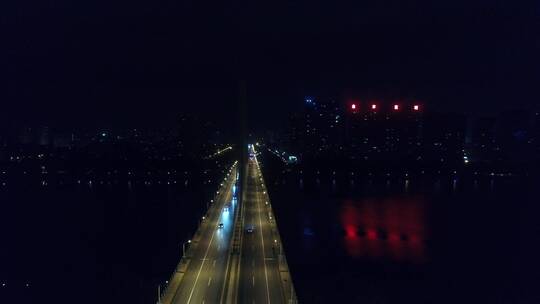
[3,0,539,130]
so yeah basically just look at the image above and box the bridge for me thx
[158,145,297,304]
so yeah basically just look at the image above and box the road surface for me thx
[168,167,238,304]
[237,157,284,303]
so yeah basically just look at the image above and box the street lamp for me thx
[182,240,192,258]
[274,239,282,255]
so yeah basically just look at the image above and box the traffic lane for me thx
[239,171,270,303]
[254,187,279,303]
[240,197,268,303]
[238,187,253,303]
[238,173,254,301]
[172,206,230,303]
[171,176,236,303]
[198,200,237,303]
[187,179,237,303]
[259,215,283,304]
[253,167,285,303]
[255,187,273,304]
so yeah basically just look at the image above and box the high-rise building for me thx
[38,126,50,146]
[344,101,423,162]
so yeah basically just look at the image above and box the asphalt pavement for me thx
[167,168,238,304]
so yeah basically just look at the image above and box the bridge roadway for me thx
[167,167,238,304]
[236,156,285,303]
[163,156,295,304]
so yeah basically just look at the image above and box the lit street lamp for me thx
[182,240,192,258]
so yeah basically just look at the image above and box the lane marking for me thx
[208,277,212,286]
[186,212,219,303]
[252,275,255,287]
[219,169,239,304]
[171,174,235,304]
[256,181,271,304]
[213,259,216,267]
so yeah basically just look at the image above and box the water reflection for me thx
[341,196,427,262]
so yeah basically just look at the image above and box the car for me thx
[246,225,255,233]
[218,223,224,229]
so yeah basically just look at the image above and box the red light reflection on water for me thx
[341,196,427,262]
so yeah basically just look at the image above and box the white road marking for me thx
[256,183,271,304]
[252,275,255,286]
[208,277,212,286]
[213,259,216,267]
[187,220,218,303]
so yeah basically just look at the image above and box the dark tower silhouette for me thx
[237,80,247,208]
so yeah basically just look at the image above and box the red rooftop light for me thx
[393,104,399,110]
[413,105,419,111]
[371,104,377,110]
[351,104,356,110]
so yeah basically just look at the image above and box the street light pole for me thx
[182,239,191,258]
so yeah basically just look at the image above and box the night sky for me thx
[3,0,539,129]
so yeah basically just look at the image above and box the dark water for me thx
[268,168,540,303]
[2,162,538,304]
[0,178,210,303]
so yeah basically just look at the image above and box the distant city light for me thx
[351,104,356,110]
[413,105,419,111]
[371,104,377,110]
[393,104,399,110]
